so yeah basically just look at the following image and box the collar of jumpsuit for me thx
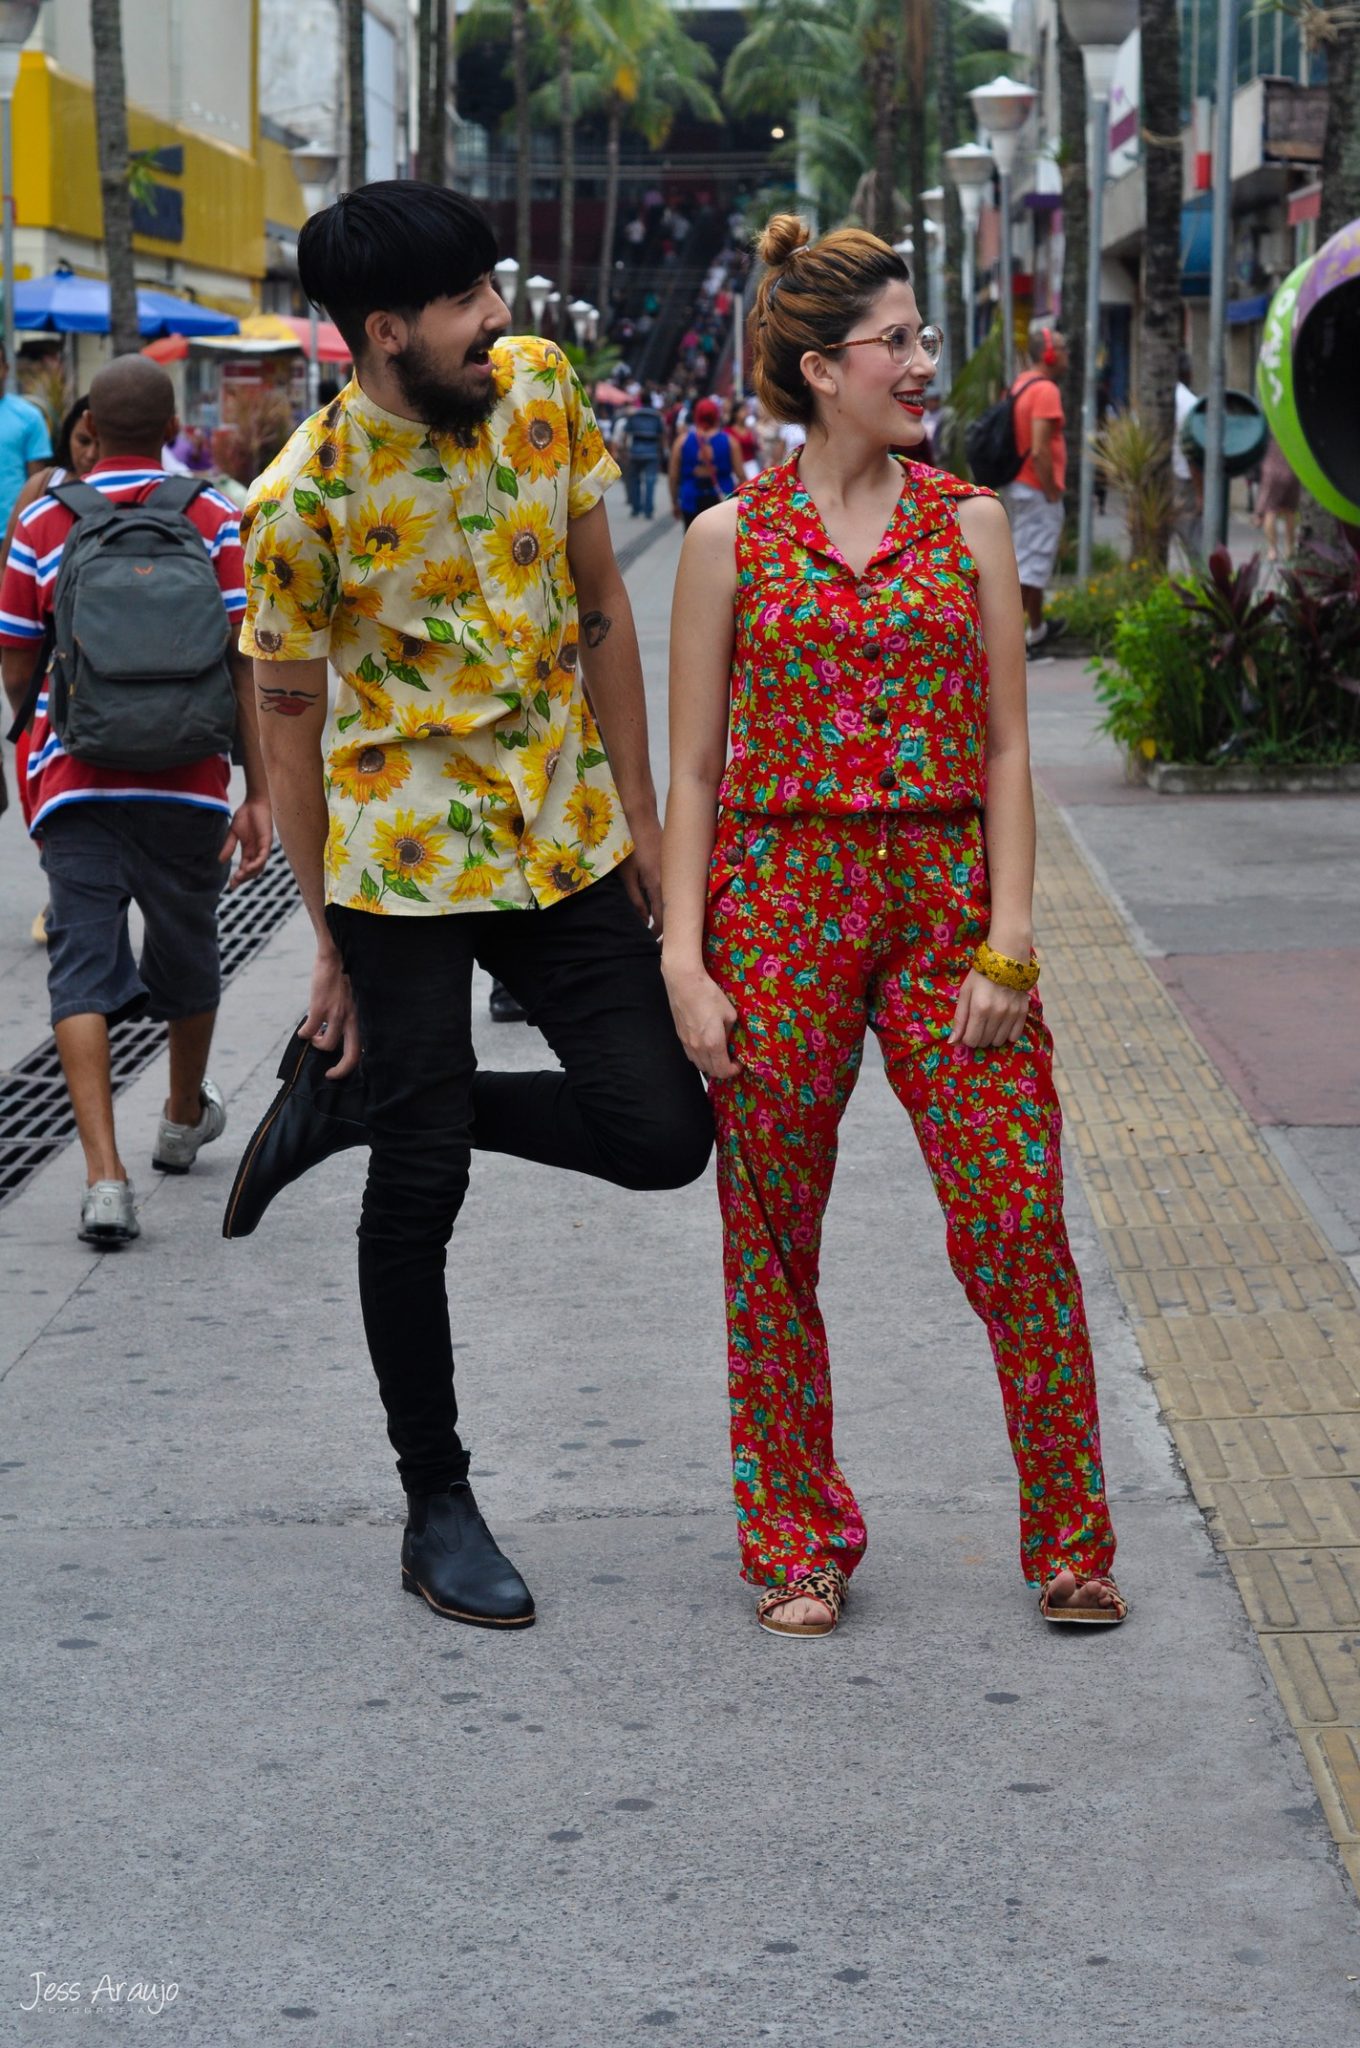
[718,454,996,821]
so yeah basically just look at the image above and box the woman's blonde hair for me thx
[749,214,910,426]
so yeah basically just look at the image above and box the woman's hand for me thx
[663,961,742,1079]
[948,969,1030,1051]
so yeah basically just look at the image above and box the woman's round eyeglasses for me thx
[825,323,944,366]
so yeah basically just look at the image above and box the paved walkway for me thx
[2,521,1359,2045]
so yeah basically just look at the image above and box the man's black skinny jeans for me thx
[328,870,713,1495]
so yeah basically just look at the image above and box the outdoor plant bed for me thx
[1093,546,1360,777]
[1138,758,1360,794]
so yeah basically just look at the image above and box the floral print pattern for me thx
[703,460,1116,1595]
[721,456,995,817]
[705,811,1116,1593]
[241,336,630,913]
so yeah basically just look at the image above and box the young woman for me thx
[669,395,737,527]
[661,216,1126,1638]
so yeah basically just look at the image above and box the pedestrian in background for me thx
[662,215,1125,1638]
[669,395,736,526]
[0,344,52,537]
[1253,431,1301,564]
[0,357,271,1246]
[1,391,99,936]
[1172,351,1203,567]
[621,387,665,520]
[1002,325,1069,655]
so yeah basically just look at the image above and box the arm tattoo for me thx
[582,609,613,650]
[258,685,321,718]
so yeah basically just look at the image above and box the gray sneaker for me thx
[79,1179,140,1246]
[152,1078,227,1174]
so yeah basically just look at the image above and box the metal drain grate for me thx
[0,850,300,1209]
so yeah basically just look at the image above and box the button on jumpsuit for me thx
[702,458,1117,1594]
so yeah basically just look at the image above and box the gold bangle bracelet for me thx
[973,939,1040,993]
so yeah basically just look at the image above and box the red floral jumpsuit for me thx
[703,456,1116,1594]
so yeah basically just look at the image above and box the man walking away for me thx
[0,344,52,535]
[622,391,665,520]
[1002,326,1069,655]
[0,357,271,1245]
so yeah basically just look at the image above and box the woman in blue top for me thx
[669,396,736,527]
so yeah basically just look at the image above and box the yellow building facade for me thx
[11,0,306,348]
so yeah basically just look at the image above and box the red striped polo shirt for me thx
[0,460,247,835]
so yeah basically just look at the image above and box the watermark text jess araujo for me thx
[20,1971,179,2015]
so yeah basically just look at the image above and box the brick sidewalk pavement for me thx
[1036,787,1360,1893]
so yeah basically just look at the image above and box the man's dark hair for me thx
[88,356,175,456]
[298,181,499,363]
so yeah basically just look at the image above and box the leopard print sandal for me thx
[756,1565,850,1638]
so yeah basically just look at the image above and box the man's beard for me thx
[391,334,498,446]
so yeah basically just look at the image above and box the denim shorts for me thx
[38,801,231,1026]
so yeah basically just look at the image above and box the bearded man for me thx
[234,182,711,1630]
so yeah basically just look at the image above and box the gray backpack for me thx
[44,477,236,771]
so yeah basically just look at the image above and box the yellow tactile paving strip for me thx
[1034,788,1360,1898]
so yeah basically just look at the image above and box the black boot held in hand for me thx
[221,1026,369,1240]
[401,1483,536,1628]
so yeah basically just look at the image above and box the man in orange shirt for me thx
[1003,325,1069,654]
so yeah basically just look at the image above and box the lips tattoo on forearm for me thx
[259,685,321,718]
[582,610,613,649]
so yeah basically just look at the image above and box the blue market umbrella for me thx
[11,270,239,338]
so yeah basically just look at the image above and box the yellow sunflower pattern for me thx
[241,337,628,913]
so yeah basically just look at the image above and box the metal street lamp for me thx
[568,298,593,347]
[525,274,553,331]
[583,304,600,347]
[944,143,994,362]
[1059,0,1138,582]
[291,144,339,413]
[493,255,523,325]
[968,74,1037,386]
[920,186,950,384]
[0,0,48,372]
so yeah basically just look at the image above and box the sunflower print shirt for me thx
[241,336,628,914]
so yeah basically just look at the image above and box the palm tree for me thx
[724,0,857,226]
[1056,9,1088,532]
[934,0,967,375]
[1317,6,1360,242]
[902,0,931,315]
[568,0,720,315]
[417,0,452,185]
[90,0,139,356]
[344,0,367,187]
[529,0,610,305]
[464,0,532,312]
[1137,0,1182,564]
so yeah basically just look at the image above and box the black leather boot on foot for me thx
[401,1483,536,1628]
[222,1027,369,1239]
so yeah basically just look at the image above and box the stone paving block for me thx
[1232,1549,1360,1633]
[1263,1633,1360,1730]
[1198,1477,1360,1550]
[1180,1416,1360,1483]
[1343,1842,1360,1903]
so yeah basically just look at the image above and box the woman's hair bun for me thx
[757,214,811,270]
